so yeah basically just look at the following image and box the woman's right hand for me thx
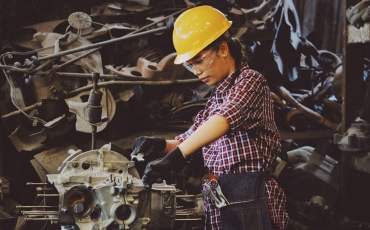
[131,136,166,161]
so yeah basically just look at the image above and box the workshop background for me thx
[0,0,369,229]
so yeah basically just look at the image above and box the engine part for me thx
[275,146,340,203]
[334,120,370,152]
[68,12,92,30]
[106,53,189,80]
[38,144,178,230]
[65,86,115,133]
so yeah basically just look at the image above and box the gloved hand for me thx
[131,136,166,161]
[142,147,186,188]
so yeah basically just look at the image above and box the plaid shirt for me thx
[176,67,289,229]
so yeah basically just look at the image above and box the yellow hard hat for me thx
[173,5,232,64]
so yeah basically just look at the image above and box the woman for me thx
[133,5,289,229]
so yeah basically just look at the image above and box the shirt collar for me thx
[213,64,249,93]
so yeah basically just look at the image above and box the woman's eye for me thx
[192,58,203,65]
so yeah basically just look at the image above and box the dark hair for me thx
[205,34,245,69]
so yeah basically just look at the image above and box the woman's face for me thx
[183,43,236,86]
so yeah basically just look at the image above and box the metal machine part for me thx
[68,12,92,30]
[41,144,177,230]
[274,146,340,203]
[334,120,370,152]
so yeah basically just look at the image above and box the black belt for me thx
[208,171,272,182]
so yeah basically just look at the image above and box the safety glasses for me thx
[183,49,216,73]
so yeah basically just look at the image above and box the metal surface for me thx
[33,143,79,175]
[37,144,178,229]
[68,12,92,30]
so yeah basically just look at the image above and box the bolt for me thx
[93,225,99,230]
[94,206,101,213]
[72,163,78,168]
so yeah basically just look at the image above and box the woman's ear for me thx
[219,41,229,56]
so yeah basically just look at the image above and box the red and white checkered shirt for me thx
[176,67,289,229]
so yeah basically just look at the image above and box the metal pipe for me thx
[36,187,55,191]
[175,218,202,221]
[22,211,59,215]
[39,70,180,80]
[65,78,201,97]
[38,27,167,61]
[27,182,48,186]
[26,218,58,221]
[39,72,127,79]
[53,47,102,70]
[0,64,34,73]
[90,72,100,150]
[275,85,339,130]
[17,206,58,209]
[341,0,348,210]
[124,7,189,36]
[1,102,42,119]
[37,194,59,197]
[0,59,53,74]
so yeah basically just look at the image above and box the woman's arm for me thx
[163,140,182,155]
[178,114,230,157]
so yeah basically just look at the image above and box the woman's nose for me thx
[193,67,203,76]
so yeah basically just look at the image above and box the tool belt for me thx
[203,171,271,208]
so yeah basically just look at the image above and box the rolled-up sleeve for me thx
[175,109,206,141]
[215,77,265,131]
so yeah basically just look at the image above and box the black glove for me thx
[142,147,186,188]
[131,136,166,160]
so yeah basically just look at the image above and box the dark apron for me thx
[217,172,272,230]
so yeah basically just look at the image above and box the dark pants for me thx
[217,172,272,230]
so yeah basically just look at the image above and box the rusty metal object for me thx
[106,53,187,80]
[33,27,166,62]
[275,85,339,130]
[28,71,65,102]
[30,5,189,64]
[271,91,287,109]
[296,74,334,104]
[34,32,104,74]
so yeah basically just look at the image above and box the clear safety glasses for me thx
[183,49,216,73]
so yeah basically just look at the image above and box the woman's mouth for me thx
[201,77,209,83]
